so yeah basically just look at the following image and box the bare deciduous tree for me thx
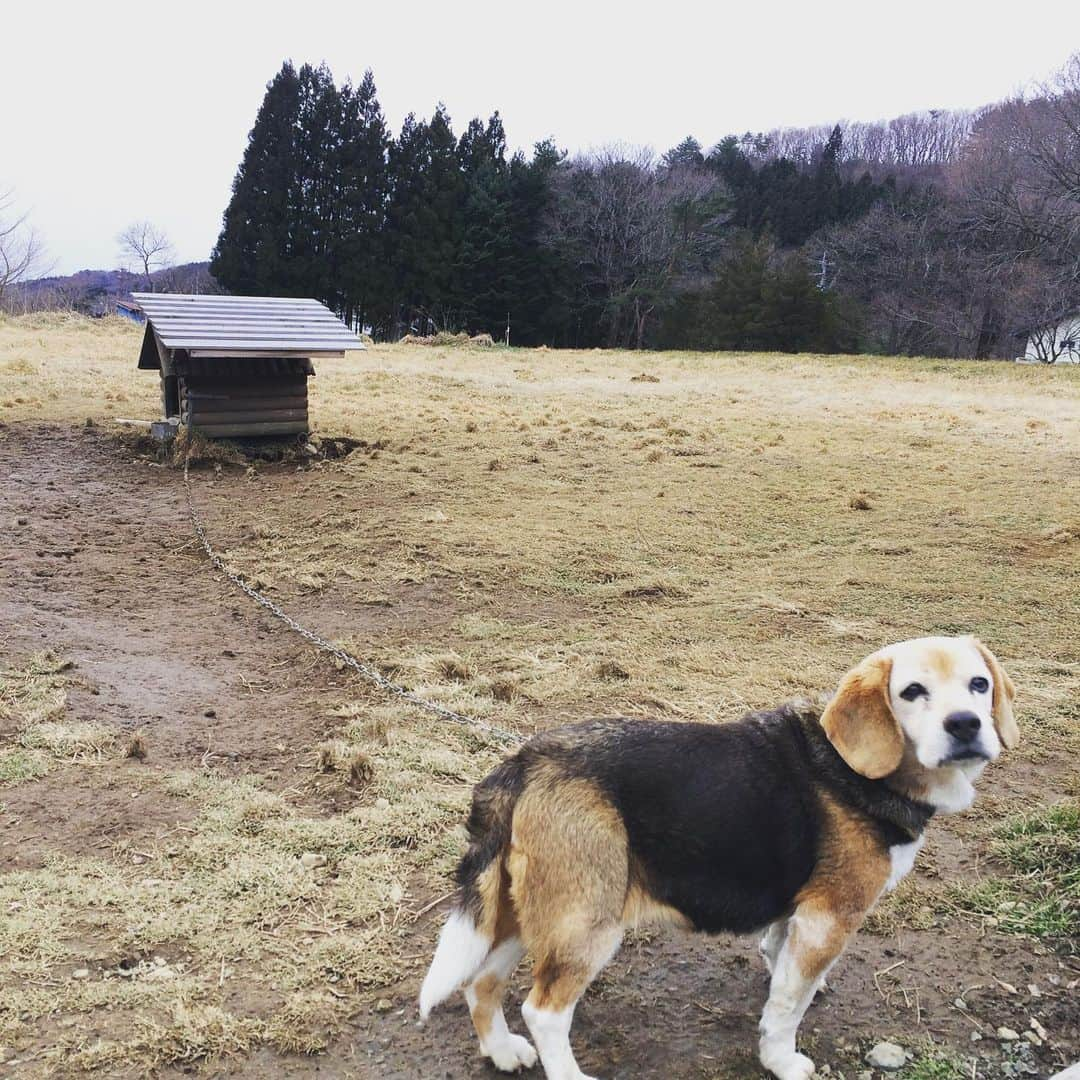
[548,146,726,348]
[117,221,175,289]
[0,188,46,309]
[737,110,975,172]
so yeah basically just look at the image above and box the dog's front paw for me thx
[486,1032,538,1072]
[762,1050,815,1080]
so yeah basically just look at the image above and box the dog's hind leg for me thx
[521,922,623,1080]
[465,936,537,1073]
[510,776,629,1080]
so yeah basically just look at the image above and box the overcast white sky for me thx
[7,1,1079,274]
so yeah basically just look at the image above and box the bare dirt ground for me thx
[1,318,1078,1078]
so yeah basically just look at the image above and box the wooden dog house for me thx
[134,293,363,438]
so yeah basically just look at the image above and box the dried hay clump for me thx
[136,1002,265,1067]
[265,991,347,1054]
[621,579,690,601]
[317,739,376,788]
[0,747,50,784]
[171,427,247,468]
[124,731,148,760]
[434,652,474,682]
[20,720,115,759]
[595,659,631,681]
[397,331,471,347]
[0,650,72,725]
[432,330,470,346]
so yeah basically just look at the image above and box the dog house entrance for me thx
[162,374,180,420]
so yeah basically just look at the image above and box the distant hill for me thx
[13,262,220,315]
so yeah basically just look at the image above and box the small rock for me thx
[954,997,968,1010]
[1029,1018,1048,1041]
[374,797,390,810]
[375,998,393,1012]
[986,916,1000,927]
[1028,984,1041,997]
[300,852,327,869]
[971,1032,983,1042]
[866,1042,907,1070]
[204,708,216,718]
[998,1027,1021,1041]
[71,968,90,980]
[1022,1032,1043,1047]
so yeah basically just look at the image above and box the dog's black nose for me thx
[944,711,981,742]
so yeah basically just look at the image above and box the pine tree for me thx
[292,63,342,304]
[211,62,303,295]
[335,70,390,332]
[663,136,705,168]
[457,114,514,335]
[385,105,466,334]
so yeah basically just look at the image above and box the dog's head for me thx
[821,636,1017,801]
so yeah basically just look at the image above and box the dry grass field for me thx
[0,312,1078,1078]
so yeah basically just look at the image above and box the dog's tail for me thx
[418,754,526,1021]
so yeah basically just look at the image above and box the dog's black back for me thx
[509,704,932,935]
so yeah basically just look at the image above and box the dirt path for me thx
[1,423,1076,1078]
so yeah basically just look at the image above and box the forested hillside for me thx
[211,57,1080,357]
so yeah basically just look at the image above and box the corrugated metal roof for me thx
[132,293,363,355]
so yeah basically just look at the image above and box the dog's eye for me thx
[899,682,928,701]
[969,676,990,693]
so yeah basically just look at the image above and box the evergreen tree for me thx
[458,114,525,336]
[292,63,342,304]
[211,61,304,295]
[657,237,856,352]
[335,70,390,332]
[385,105,466,334]
[663,136,705,168]
[810,125,844,231]
[506,140,576,345]
[706,131,892,247]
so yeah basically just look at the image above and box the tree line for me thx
[201,54,1076,358]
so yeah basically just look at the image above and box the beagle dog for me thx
[419,636,1018,1080]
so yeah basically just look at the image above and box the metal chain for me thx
[182,459,524,746]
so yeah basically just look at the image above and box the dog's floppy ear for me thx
[971,639,1019,750]
[821,652,903,779]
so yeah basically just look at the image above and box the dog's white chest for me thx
[885,837,924,892]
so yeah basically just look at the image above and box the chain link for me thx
[182,459,523,746]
